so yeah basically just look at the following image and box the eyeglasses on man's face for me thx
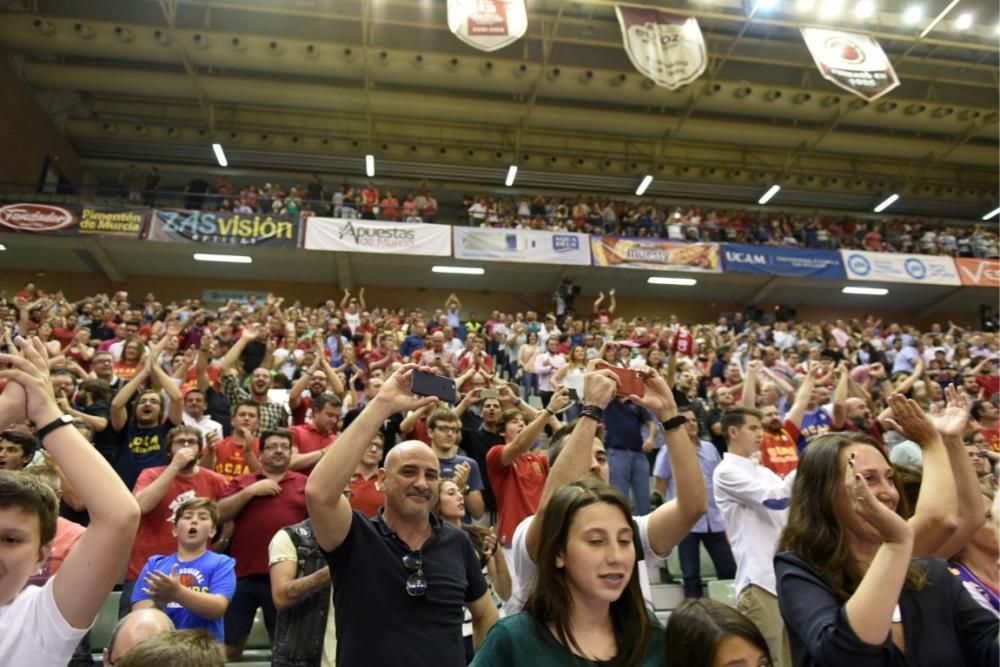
[262,442,292,452]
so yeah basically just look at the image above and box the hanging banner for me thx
[304,218,451,256]
[0,202,143,238]
[145,209,300,247]
[955,258,1000,288]
[447,0,528,52]
[841,250,960,285]
[591,237,720,272]
[615,4,707,90]
[454,227,590,265]
[800,26,900,102]
[722,243,845,279]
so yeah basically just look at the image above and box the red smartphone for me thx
[595,361,645,398]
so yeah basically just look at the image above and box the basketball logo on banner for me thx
[800,26,900,101]
[447,0,527,52]
[615,4,707,90]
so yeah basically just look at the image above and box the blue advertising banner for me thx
[722,244,845,279]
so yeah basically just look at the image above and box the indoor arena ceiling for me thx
[0,0,998,219]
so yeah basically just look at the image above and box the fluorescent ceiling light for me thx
[647,277,697,286]
[797,0,815,10]
[0,244,6,251]
[365,154,375,178]
[983,206,1000,221]
[842,286,889,296]
[635,174,654,196]
[953,11,973,29]
[819,0,844,18]
[211,143,228,167]
[755,0,780,10]
[873,193,899,212]
[853,0,875,19]
[918,0,957,36]
[903,5,924,24]
[193,253,252,264]
[758,184,781,205]
[505,165,518,187]
[432,265,485,275]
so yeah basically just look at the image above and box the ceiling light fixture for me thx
[758,184,781,205]
[0,244,6,251]
[635,174,654,196]
[431,266,485,275]
[505,165,518,187]
[365,154,375,178]
[819,0,844,18]
[918,0,957,36]
[853,0,875,18]
[842,286,889,295]
[953,11,974,29]
[983,206,1000,221]
[873,193,900,212]
[903,5,924,25]
[211,143,228,167]
[193,253,252,264]
[647,277,697,286]
[798,0,816,10]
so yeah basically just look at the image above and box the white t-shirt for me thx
[506,513,663,616]
[0,578,88,665]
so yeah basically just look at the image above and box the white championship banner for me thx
[304,218,451,256]
[453,227,591,265]
[841,250,960,286]
[800,26,900,102]
[447,0,527,52]
[615,4,707,90]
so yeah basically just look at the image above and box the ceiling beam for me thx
[750,276,782,305]
[916,286,964,317]
[83,238,128,282]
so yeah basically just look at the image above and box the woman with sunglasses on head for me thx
[471,477,663,666]
[665,598,771,667]
[438,479,511,664]
[775,427,999,666]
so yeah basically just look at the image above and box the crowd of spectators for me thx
[110,164,1000,259]
[1,279,998,666]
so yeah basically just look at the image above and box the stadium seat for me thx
[707,579,737,607]
[90,591,121,650]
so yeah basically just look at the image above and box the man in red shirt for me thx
[831,362,890,450]
[971,399,1000,452]
[486,394,569,550]
[742,360,818,478]
[349,432,385,517]
[359,181,379,219]
[120,425,228,617]
[201,401,261,481]
[366,333,403,377]
[289,392,341,475]
[218,429,309,661]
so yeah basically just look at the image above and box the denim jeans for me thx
[607,448,651,515]
[678,531,737,598]
[521,372,539,398]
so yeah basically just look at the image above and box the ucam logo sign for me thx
[725,250,767,265]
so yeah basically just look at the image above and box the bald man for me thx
[306,364,497,667]
[831,363,889,448]
[103,608,175,666]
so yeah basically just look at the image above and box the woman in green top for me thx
[471,477,663,667]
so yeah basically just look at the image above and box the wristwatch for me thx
[36,414,74,442]
[661,415,688,431]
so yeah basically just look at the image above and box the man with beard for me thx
[305,364,497,666]
[288,346,345,426]
[119,426,228,618]
[831,361,890,448]
[219,324,290,432]
[111,337,184,490]
[742,360,818,477]
[219,429,308,662]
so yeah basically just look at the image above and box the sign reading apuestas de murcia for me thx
[447,0,527,52]
[615,4,707,90]
[800,26,900,102]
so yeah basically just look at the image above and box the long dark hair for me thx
[777,433,926,600]
[524,477,652,667]
[664,598,771,667]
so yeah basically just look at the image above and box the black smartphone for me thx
[567,389,579,402]
[411,370,457,404]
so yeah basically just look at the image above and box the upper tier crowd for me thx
[113,165,1000,259]
[0,281,998,667]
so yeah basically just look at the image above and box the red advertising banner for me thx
[955,258,1000,287]
[0,202,144,238]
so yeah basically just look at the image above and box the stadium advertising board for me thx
[454,227,590,265]
[841,249,960,285]
[722,244,845,279]
[304,217,451,256]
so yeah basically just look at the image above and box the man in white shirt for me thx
[712,406,795,667]
[534,336,566,408]
[181,388,224,441]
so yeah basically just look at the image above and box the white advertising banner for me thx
[841,250,960,286]
[447,0,528,52]
[453,227,591,265]
[615,4,707,90]
[800,26,900,102]
[304,218,451,256]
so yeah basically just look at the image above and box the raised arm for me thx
[111,365,151,432]
[785,364,818,431]
[318,342,345,398]
[219,323,259,374]
[892,358,924,396]
[196,336,213,393]
[308,364,435,552]
[498,391,569,466]
[288,360,318,411]
[148,345,183,426]
[831,362,850,428]
[1,337,140,630]
[339,289,351,310]
[740,360,760,408]
[607,288,616,314]
[592,291,604,312]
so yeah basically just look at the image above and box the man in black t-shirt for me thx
[306,364,498,666]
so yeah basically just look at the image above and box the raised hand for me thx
[928,384,970,438]
[372,363,439,414]
[885,393,939,445]
[0,336,59,425]
[452,462,471,489]
[582,369,619,409]
[630,365,678,422]
[548,387,571,414]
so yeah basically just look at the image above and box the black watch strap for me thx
[662,415,688,431]
[579,404,604,422]
[36,414,75,441]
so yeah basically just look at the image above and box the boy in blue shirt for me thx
[132,498,236,642]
